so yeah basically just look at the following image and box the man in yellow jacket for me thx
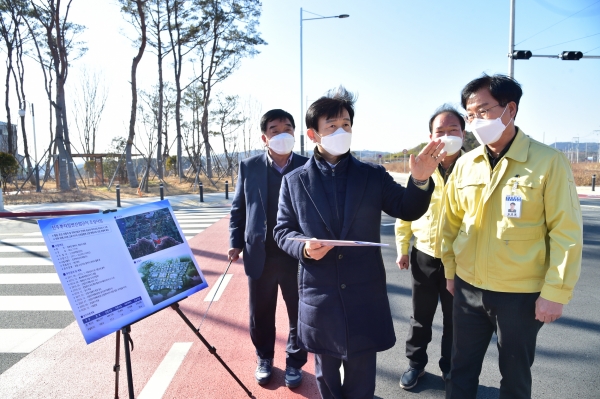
[442,74,582,399]
[395,105,465,390]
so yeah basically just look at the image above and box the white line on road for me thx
[181,229,205,234]
[381,223,396,226]
[0,245,49,253]
[176,224,213,228]
[0,257,53,266]
[581,205,600,208]
[0,296,70,311]
[0,273,60,284]
[137,342,193,399]
[0,329,62,353]
[203,274,233,302]
[0,238,46,243]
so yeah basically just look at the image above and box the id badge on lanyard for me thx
[505,177,522,218]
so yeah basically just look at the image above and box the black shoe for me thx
[400,367,425,390]
[284,366,303,388]
[255,358,273,385]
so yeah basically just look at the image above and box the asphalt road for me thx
[374,198,600,399]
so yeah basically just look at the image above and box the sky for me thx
[4,0,600,158]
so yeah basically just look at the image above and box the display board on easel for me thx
[38,200,208,344]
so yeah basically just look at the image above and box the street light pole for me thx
[300,9,349,156]
[18,102,40,192]
[508,0,515,77]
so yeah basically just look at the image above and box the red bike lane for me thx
[0,217,320,399]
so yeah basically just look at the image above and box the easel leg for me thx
[122,326,135,399]
[170,303,253,397]
[114,330,121,399]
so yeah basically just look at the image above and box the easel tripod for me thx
[112,302,252,398]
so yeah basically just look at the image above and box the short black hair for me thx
[428,104,465,133]
[260,109,295,133]
[461,74,523,118]
[305,86,356,131]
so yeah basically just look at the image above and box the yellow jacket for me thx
[395,155,458,258]
[441,129,582,304]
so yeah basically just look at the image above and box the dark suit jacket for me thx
[274,155,434,360]
[229,152,309,279]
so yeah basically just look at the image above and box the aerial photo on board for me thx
[117,208,184,259]
[137,255,204,305]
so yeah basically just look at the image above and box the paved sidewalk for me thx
[0,192,233,214]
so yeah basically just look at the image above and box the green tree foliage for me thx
[0,151,19,192]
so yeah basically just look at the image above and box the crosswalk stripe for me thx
[137,342,193,399]
[0,257,53,266]
[0,246,49,253]
[0,329,62,352]
[177,224,213,228]
[181,229,205,234]
[203,274,233,302]
[0,296,71,311]
[0,274,60,284]
[0,238,46,243]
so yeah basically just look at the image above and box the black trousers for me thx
[446,276,544,399]
[314,352,377,399]
[406,246,453,373]
[248,255,307,369]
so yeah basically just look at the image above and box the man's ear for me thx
[306,128,318,142]
[508,101,518,119]
[261,134,268,146]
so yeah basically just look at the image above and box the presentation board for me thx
[38,200,209,344]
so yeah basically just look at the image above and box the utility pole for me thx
[508,0,515,77]
[573,137,579,163]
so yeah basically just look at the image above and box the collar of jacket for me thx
[472,127,529,165]
[313,146,351,175]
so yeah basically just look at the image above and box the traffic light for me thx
[560,51,583,61]
[512,50,532,60]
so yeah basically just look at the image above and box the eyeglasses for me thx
[465,104,502,122]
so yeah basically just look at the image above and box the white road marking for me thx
[203,274,233,302]
[381,223,396,226]
[0,329,62,353]
[0,257,53,266]
[0,273,60,284]
[137,342,193,399]
[0,296,70,311]
[0,245,49,253]
[181,230,205,234]
[0,238,46,243]
[176,223,212,228]
[172,217,223,221]
[23,232,43,237]
[581,204,600,208]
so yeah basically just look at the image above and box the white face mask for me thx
[267,133,295,155]
[316,127,352,156]
[437,135,463,156]
[467,106,512,145]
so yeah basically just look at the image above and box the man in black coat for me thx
[228,109,308,388]
[274,87,444,398]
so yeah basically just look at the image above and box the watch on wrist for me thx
[411,176,429,186]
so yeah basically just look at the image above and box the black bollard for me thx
[199,182,204,203]
[160,182,164,200]
[593,174,597,192]
[116,184,121,208]
[225,181,229,200]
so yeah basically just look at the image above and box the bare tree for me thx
[29,0,87,190]
[211,93,243,175]
[145,0,171,179]
[120,0,148,188]
[239,95,261,158]
[72,68,108,156]
[192,0,266,178]
[0,0,18,155]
